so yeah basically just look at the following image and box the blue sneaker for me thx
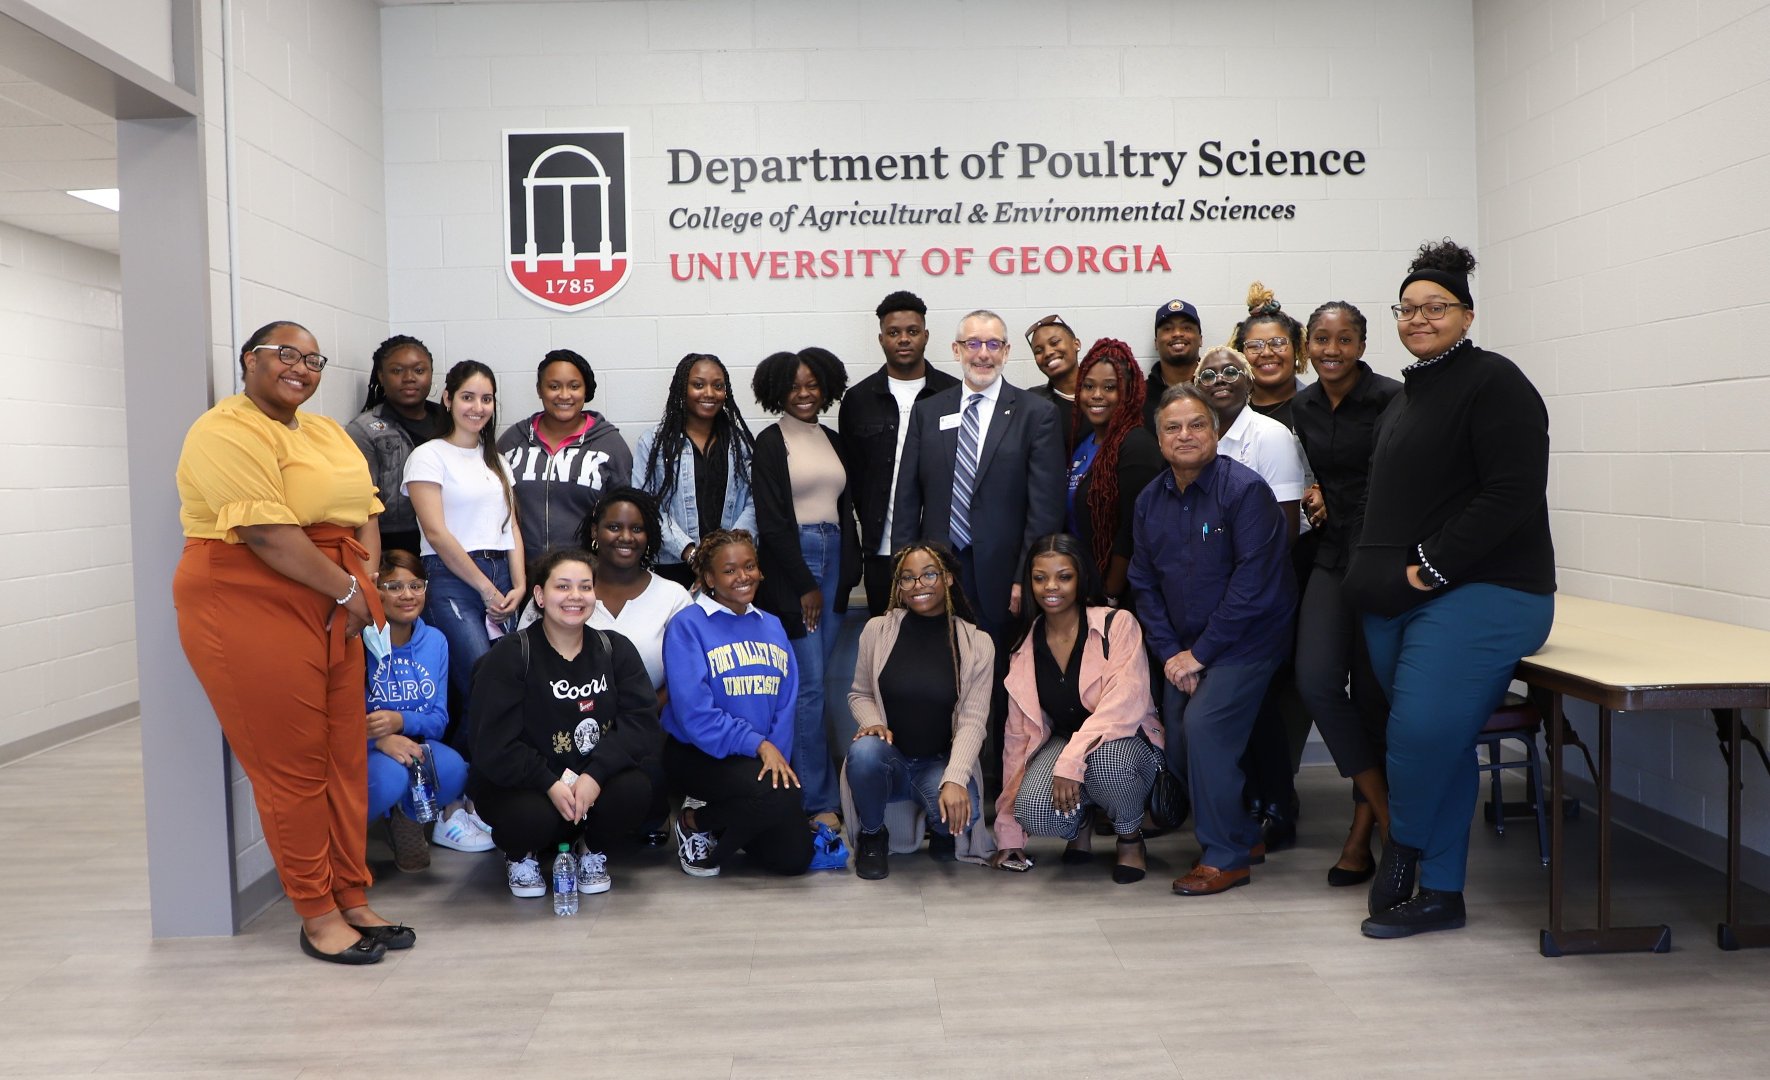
[808,822,849,871]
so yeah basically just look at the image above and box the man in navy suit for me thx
[892,308,1065,638]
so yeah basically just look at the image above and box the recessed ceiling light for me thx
[67,188,120,211]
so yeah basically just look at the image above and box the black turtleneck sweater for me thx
[1343,340,1556,618]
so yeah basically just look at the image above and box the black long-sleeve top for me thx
[1342,341,1556,618]
[1073,425,1165,566]
[1293,362,1402,574]
[469,623,660,792]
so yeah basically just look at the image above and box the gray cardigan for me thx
[839,608,997,865]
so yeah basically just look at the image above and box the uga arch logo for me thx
[502,128,632,312]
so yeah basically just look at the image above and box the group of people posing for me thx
[172,236,1555,966]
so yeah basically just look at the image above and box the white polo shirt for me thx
[1217,407,1306,503]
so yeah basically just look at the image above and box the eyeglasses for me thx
[1242,338,1290,354]
[378,580,428,595]
[250,343,329,372]
[1024,314,1073,343]
[896,568,944,588]
[1390,302,1467,322]
[956,338,1007,355]
[1194,366,1246,386]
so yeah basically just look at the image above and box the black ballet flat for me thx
[349,922,416,950]
[1327,861,1377,887]
[299,929,386,965]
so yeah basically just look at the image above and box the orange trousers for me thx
[174,524,381,918]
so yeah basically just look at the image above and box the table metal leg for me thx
[1717,708,1770,949]
[1539,701,1671,956]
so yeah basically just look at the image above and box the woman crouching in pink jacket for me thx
[991,534,1167,884]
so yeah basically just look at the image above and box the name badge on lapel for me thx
[938,413,961,431]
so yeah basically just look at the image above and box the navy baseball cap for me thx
[1154,299,1201,330]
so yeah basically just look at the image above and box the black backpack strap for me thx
[1101,608,1119,661]
[519,624,531,673]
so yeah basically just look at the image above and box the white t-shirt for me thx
[401,439,516,555]
[877,376,925,556]
[590,573,694,690]
[1217,408,1306,503]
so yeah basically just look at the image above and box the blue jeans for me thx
[366,740,469,820]
[1160,657,1282,871]
[1364,584,1555,892]
[790,523,843,815]
[845,735,980,835]
[422,552,513,732]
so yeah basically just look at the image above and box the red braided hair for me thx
[1074,338,1145,577]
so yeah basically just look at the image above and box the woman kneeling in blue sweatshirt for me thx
[469,549,660,899]
[662,528,811,877]
[367,550,475,872]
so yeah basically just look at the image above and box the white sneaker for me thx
[433,808,495,852]
[674,816,719,878]
[577,850,611,894]
[465,808,494,835]
[506,854,546,898]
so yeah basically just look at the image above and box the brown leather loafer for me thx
[1172,864,1250,896]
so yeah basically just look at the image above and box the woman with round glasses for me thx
[175,320,410,964]
[1229,283,1309,432]
[1344,238,1555,939]
[632,353,757,588]
[1025,314,1081,447]
[843,541,993,878]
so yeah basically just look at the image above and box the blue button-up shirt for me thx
[1128,455,1295,668]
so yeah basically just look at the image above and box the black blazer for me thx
[891,381,1065,630]
[838,363,961,554]
[751,422,862,639]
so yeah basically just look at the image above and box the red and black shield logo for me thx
[503,128,632,312]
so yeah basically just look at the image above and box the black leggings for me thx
[471,768,651,859]
[1295,564,1389,781]
[663,737,812,875]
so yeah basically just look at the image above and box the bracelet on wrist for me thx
[335,576,359,606]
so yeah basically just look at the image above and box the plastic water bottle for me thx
[406,744,440,824]
[552,844,578,916]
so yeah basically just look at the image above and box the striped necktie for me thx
[950,392,984,549]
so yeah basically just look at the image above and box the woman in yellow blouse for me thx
[174,320,412,965]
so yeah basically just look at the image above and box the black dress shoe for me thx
[299,929,386,965]
[855,826,889,880]
[1361,887,1467,938]
[1368,839,1422,916]
[1327,860,1376,887]
[350,922,416,950]
[1259,803,1298,851]
[926,833,957,862]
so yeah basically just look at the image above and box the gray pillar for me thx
[119,114,237,937]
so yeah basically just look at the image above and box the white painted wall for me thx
[380,0,1479,432]
[203,0,390,421]
[0,221,136,754]
[25,0,177,83]
[1473,0,1770,854]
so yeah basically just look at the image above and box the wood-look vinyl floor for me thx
[4,721,1769,1078]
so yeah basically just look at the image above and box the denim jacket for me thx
[631,427,757,565]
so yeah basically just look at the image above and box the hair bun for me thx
[1244,281,1282,316]
[1408,238,1477,276]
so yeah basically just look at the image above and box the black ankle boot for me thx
[1367,839,1422,916]
[1360,887,1466,939]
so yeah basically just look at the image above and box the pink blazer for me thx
[994,606,1165,851]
